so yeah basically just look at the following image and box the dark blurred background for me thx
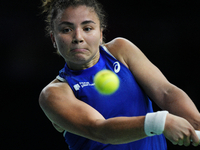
[1,0,200,149]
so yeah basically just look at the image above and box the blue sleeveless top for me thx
[57,46,167,150]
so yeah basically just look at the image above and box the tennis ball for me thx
[94,70,120,95]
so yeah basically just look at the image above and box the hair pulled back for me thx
[41,0,107,35]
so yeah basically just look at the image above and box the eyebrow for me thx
[59,20,96,26]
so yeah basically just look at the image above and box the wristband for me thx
[195,130,200,142]
[144,111,169,136]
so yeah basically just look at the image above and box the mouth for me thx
[71,48,88,53]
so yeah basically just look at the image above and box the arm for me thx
[39,79,147,144]
[105,37,200,145]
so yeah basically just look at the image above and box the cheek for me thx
[87,32,101,46]
[56,36,70,50]
[56,41,69,57]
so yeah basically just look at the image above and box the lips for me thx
[71,48,88,53]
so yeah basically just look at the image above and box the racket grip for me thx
[195,130,200,142]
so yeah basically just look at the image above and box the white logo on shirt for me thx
[79,82,94,88]
[73,82,95,91]
[113,61,121,73]
[73,84,80,91]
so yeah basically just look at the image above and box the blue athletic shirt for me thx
[57,46,167,150]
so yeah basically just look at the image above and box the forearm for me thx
[92,116,147,144]
[159,85,200,130]
[40,83,148,144]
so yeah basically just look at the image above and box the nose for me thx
[72,28,84,44]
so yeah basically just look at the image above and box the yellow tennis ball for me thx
[94,70,120,95]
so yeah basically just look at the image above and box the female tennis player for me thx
[39,0,200,149]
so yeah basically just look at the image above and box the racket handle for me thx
[195,130,200,142]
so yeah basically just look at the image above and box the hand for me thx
[52,122,65,133]
[163,114,199,146]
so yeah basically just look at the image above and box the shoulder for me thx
[39,79,72,109]
[104,37,132,50]
[104,37,142,68]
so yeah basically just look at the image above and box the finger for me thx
[183,136,191,147]
[171,139,178,145]
[178,140,183,146]
[191,130,199,146]
[172,142,178,145]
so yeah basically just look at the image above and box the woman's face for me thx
[51,5,103,70]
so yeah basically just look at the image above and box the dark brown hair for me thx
[41,0,107,35]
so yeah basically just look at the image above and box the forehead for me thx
[55,5,100,25]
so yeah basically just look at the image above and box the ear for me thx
[100,29,103,44]
[50,32,57,48]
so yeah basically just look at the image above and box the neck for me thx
[66,51,100,70]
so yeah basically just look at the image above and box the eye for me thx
[62,28,72,33]
[84,27,92,32]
